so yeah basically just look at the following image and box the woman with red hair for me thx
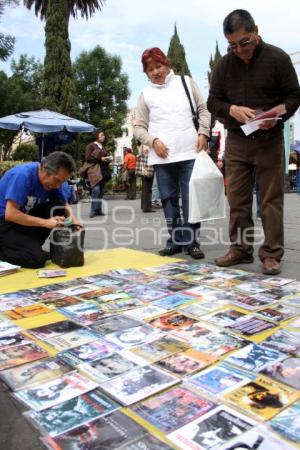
[134,47,211,259]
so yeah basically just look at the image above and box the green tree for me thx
[167,24,191,76]
[207,41,222,85]
[12,142,39,161]
[0,0,19,61]
[43,0,77,114]
[24,0,105,114]
[0,55,43,158]
[73,46,130,151]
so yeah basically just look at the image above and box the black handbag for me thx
[181,75,199,131]
[50,225,85,268]
[101,164,112,182]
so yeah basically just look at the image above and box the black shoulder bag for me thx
[181,75,199,131]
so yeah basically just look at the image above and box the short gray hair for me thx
[41,151,76,175]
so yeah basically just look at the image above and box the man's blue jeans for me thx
[155,159,200,250]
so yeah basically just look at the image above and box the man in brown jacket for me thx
[207,9,300,275]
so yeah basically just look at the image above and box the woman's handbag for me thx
[101,165,112,182]
[50,225,85,268]
[136,155,154,178]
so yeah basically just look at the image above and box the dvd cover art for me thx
[155,351,216,377]
[230,295,272,311]
[223,344,285,372]
[187,363,254,396]
[147,312,197,331]
[24,389,119,436]
[5,304,52,319]
[148,277,192,292]
[167,405,256,450]
[260,356,300,389]
[260,328,300,355]
[223,375,300,420]
[41,296,82,308]
[76,286,115,300]
[99,365,178,405]
[130,336,189,363]
[131,386,216,433]
[56,284,100,297]
[105,325,163,349]
[0,332,31,348]
[14,372,98,411]
[0,342,48,370]
[58,339,120,367]
[178,303,209,319]
[97,297,145,315]
[28,321,81,341]
[219,425,296,450]
[116,433,175,450]
[42,410,147,450]
[57,302,104,326]
[124,305,167,321]
[171,321,219,343]
[254,304,300,323]
[287,316,300,328]
[124,285,171,302]
[201,309,246,328]
[191,332,249,358]
[153,293,196,310]
[0,297,35,313]
[47,329,99,352]
[79,351,146,382]
[90,315,143,336]
[0,357,71,391]
[226,315,275,336]
[269,400,300,443]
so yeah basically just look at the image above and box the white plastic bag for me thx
[188,151,225,223]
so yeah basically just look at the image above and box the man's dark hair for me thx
[223,9,256,35]
[41,151,76,175]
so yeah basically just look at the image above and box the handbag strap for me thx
[181,75,197,118]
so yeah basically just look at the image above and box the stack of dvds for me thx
[0,262,300,449]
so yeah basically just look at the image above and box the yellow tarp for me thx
[0,248,181,334]
[0,248,180,294]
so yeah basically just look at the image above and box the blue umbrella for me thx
[0,108,95,133]
[0,108,96,158]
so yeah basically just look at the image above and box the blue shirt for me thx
[0,162,69,217]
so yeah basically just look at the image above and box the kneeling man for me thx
[0,151,82,268]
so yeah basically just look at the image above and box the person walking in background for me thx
[207,9,300,275]
[84,130,112,218]
[134,47,210,259]
[136,141,155,213]
[123,148,137,200]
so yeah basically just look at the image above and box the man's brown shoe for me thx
[215,250,254,267]
[262,257,281,275]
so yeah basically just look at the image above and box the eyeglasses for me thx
[227,35,255,51]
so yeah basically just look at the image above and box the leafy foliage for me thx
[207,41,222,85]
[43,0,77,115]
[0,0,19,61]
[23,0,104,20]
[167,24,191,76]
[12,142,39,161]
[73,46,130,151]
